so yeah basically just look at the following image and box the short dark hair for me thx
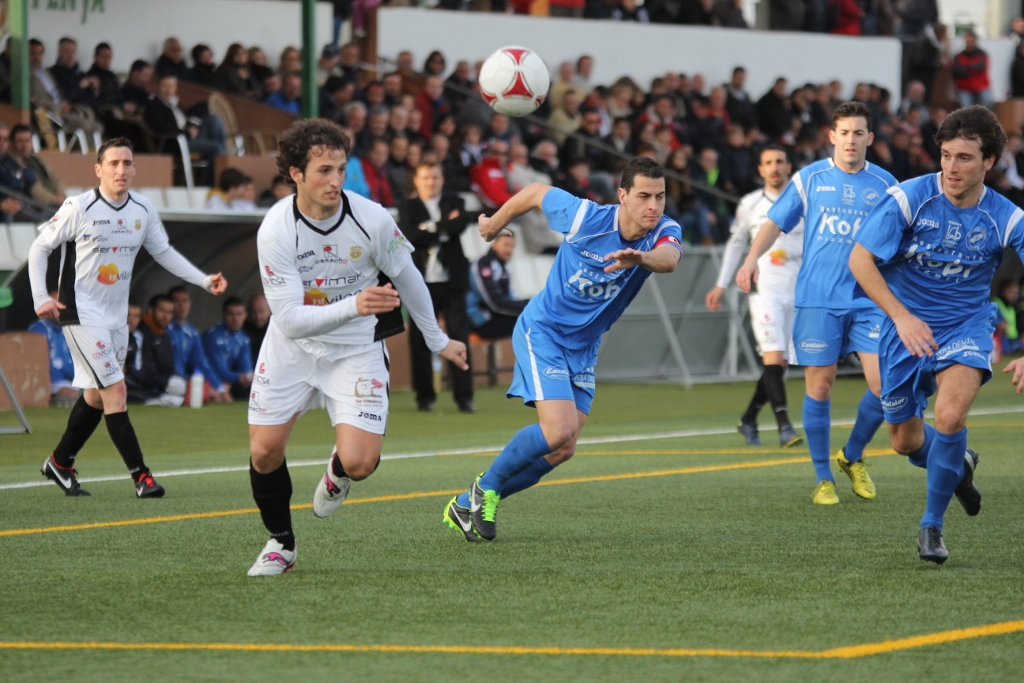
[270,174,289,188]
[168,286,187,298]
[277,118,352,184]
[832,101,873,132]
[94,42,111,56]
[11,124,32,140]
[191,43,211,64]
[129,59,150,74]
[96,137,133,164]
[58,37,76,47]
[148,294,173,310]
[620,156,665,192]
[29,38,42,50]
[733,66,746,75]
[223,296,245,312]
[934,104,1006,161]
[760,143,789,163]
[218,167,252,192]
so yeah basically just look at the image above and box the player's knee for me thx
[889,431,918,455]
[548,442,576,465]
[542,424,577,451]
[249,439,285,472]
[343,455,378,481]
[933,404,966,433]
[99,382,127,412]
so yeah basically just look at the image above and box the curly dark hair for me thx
[276,118,352,183]
[832,101,873,132]
[620,156,665,192]
[934,105,1007,161]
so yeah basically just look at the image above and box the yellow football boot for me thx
[812,480,839,505]
[837,449,876,500]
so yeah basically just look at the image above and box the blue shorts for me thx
[793,306,885,366]
[878,316,994,425]
[508,320,599,414]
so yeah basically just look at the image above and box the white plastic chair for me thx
[136,187,166,209]
[163,187,192,210]
[189,187,212,209]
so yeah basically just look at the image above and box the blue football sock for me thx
[478,423,552,495]
[844,389,884,463]
[920,428,967,531]
[803,395,833,482]
[906,423,936,469]
[500,457,556,498]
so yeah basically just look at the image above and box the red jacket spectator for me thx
[361,155,394,208]
[952,43,990,95]
[830,0,863,36]
[415,75,450,140]
[470,157,514,209]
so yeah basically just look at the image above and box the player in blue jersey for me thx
[736,102,896,505]
[443,157,683,542]
[850,106,1014,563]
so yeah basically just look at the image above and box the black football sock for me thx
[250,459,295,551]
[103,411,148,477]
[762,364,791,429]
[331,451,348,478]
[52,395,104,468]
[741,375,768,424]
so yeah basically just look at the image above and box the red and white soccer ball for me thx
[478,46,550,117]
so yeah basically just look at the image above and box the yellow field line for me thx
[0,618,1020,659]
[0,451,894,538]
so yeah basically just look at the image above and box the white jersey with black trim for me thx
[716,187,803,294]
[29,189,208,329]
[257,191,415,346]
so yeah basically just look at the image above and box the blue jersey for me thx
[520,188,683,350]
[202,322,253,387]
[28,318,74,387]
[855,173,1024,327]
[768,159,896,309]
[167,320,218,384]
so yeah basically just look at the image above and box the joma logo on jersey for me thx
[566,270,621,300]
[96,263,131,285]
[817,214,862,237]
[902,244,976,279]
[580,250,606,263]
[297,250,315,260]
[918,218,940,229]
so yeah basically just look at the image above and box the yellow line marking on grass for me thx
[0,451,895,538]
[0,619,1021,659]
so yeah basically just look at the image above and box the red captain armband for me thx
[654,235,682,249]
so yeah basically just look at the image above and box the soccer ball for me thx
[478,46,550,117]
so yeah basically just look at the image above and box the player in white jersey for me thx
[246,120,467,576]
[706,145,803,448]
[27,138,227,498]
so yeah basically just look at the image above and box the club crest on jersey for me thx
[113,219,130,234]
[350,245,362,259]
[966,226,987,251]
[862,187,880,206]
[842,185,855,205]
[134,219,142,230]
[942,221,962,249]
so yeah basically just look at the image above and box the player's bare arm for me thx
[478,182,551,241]
[603,244,680,274]
[849,243,937,357]
[735,219,781,292]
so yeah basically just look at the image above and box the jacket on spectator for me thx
[397,193,470,290]
[343,155,371,198]
[466,248,528,328]
[711,0,747,27]
[214,64,258,98]
[952,47,990,94]
[86,63,121,109]
[361,156,395,207]
[121,81,151,111]
[725,87,757,131]
[560,128,610,171]
[128,313,176,399]
[719,145,756,195]
[415,90,450,140]
[0,154,34,196]
[143,95,188,141]
[192,63,217,87]
[27,318,74,392]
[1013,51,1024,98]
[830,0,863,35]
[167,319,221,388]
[470,158,514,209]
[757,89,789,139]
[264,91,300,115]
[202,322,252,389]
[156,54,195,82]
[442,151,471,194]
[242,319,267,366]
[49,60,95,108]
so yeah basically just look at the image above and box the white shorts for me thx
[63,324,128,389]
[247,323,390,434]
[748,292,796,362]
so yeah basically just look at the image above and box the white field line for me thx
[2,404,1021,492]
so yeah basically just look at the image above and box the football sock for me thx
[500,457,556,498]
[920,428,967,531]
[844,389,884,463]
[478,423,552,495]
[803,395,833,482]
[906,422,936,469]
[103,411,147,476]
[331,452,348,478]
[761,364,790,428]
[740,375,768,424]
[250,459,295,551]
[52,395,104,467]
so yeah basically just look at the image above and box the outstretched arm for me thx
[603,244,681,274]
[735,219,781,293]
[478,182,552,242]
[849,243,937,358]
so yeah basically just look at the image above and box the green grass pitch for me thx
[1,371,1022,682]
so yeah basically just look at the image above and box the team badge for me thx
[841,185,855,205]
[966,226,987,251]
[134,219,142,230]
[323,244,338,257]
[350,245,362,259]
[862,187,880,206]
[942,221,962,249]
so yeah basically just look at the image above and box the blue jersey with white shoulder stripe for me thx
[855,173,1024,327]
[519,188,683,350]
[768,158,896,309]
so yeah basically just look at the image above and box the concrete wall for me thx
[28,0,333,74]
[378,7,902,101]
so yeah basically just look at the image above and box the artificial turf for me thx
[1,372,1022,682]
